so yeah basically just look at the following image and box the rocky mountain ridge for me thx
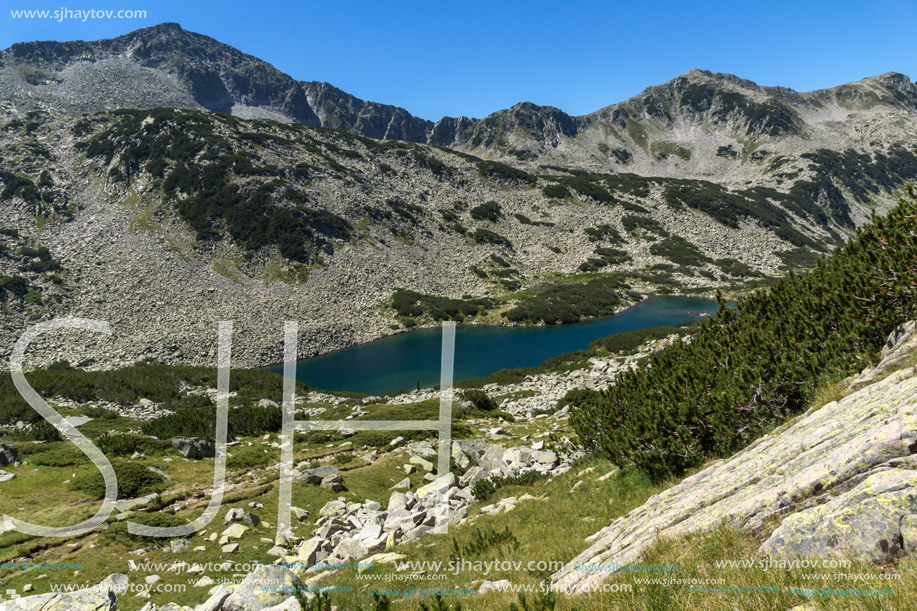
[3,23,917,175]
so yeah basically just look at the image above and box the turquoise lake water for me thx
[269,296,720,395]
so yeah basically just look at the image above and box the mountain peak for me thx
[134,21,185,35]
[149,21,183,31]
[673,69,763,92]
[867,71,914,90]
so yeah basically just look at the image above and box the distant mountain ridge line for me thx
[1,22,914,150]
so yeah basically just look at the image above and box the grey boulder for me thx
[320,473,344,491]
[293,465,340,485]
[223,565,301,611]
[1,574,123,611]
[761,468,917,563]
[0,444,18,467]
[170,437,215,459]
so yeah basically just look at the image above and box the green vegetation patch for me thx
[141,405,283,440]
[69,461,166,499]
[476,160,536,184]
[0,275,29,303]
[459,389,498,412]
[715,258,762,278]
[512,213,553,227]
[541,183,567,198]
[622,215,670,239]
[502,275,634,324]
[0,361,306,428]
[99,513,189,545]
[649,235,711,267]
[472,472,544,502]
[554,174,615,204]
[471,228,513,249]
[663,178,823,247]
[385,198,425,225]
[650,141,692,161]
[776,247,821,270]
[571,188,917,479]
[470,200,502,222]
[584,224,624,244]
[391,289,495,322]
[578,247,632,272]
[0,171,40,205]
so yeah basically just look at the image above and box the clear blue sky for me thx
[2,0,914,120]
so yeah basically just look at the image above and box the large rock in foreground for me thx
[0,591,115,611]
[0,574,124,611]
[553,322,917,592]
[222,565,301,611]
[0,444,18,467]
[171,437,215,459]
[761,468,917,562]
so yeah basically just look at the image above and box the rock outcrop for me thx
[222,566,300,611]
[171,437,216,459]
[0,444,17,467]
[553,321,917,592]
[0,574,125,611]
[761,469,917,562]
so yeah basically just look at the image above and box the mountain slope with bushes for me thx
[570,187,917,479]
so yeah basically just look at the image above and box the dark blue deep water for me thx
[269,296,720,395]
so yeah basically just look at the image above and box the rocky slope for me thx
[1,25,916,370]
[0,107,786,370]
[552,320,917,592]
[0,103,851,371]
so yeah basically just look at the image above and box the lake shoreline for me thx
[260,292,651,371]
[267,294,721,395]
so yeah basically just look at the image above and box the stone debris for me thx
[273,439,574,580]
